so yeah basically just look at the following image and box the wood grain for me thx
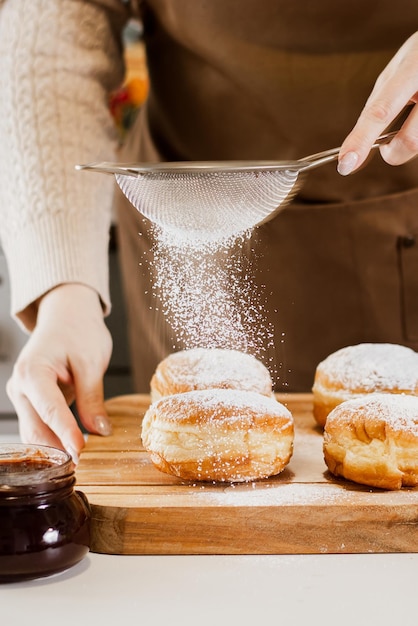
[76,393,418,555]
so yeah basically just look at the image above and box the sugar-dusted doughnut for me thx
[323,393,418,490]
[312,343,418,427]
[150,347,272,402]
[141,388,294,482]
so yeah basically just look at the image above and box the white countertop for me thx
[1,418,418,626]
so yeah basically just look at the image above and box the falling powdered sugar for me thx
[146,225,278,381]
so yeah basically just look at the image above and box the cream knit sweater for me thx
[0,0,131,331]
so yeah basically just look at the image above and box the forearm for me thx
[0,0,130,330]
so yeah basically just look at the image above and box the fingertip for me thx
[77,407,112,437]
[337,151,360,176]
[73,378,111,436]
[62,429,85,464]
[93,414,113,436]
[66,445,80,465]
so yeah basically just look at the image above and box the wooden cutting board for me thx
[75,393,418,555]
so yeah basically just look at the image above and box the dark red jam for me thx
[0,444,90,583]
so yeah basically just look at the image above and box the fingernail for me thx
[94,415,113,436]
[337,151,359,176]
[67,446,80,465]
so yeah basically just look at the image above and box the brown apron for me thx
[116,0,418,392]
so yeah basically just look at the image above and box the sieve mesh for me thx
[115,168,300,241]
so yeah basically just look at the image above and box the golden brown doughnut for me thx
[323,393,418,490]
[312,343,418,427]
[150,347,273,402]
[141,388,294,482]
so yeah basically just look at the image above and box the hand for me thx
[338,31,418,175]
[6,284,113,462]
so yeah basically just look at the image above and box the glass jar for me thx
[0,443,90,583]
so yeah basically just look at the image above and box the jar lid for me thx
[0,443,73,490]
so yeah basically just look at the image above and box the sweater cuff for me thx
[3,211,111,332]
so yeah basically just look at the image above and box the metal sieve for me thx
[76,131,396,241]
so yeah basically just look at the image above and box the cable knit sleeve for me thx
[0,0,130,331]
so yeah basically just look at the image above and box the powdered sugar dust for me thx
[142,225,282,386]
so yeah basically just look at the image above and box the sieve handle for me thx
[76,130,398,176]
[297,130,398,171]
